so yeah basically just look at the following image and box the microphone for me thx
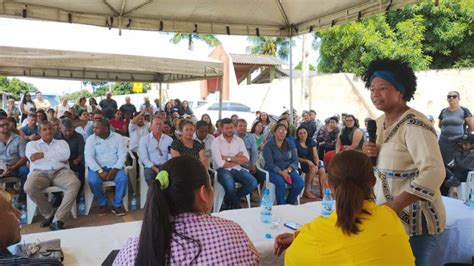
[367,119,378,166]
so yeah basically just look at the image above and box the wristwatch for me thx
[97,169,104,174]
[227,157,232,162]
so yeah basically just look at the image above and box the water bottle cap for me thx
[265,233,272,239]
[325,188,331,195]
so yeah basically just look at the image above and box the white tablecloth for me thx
[19,197,473,265]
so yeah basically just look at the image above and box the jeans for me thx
[11,165,29,202]
[217,168,257,209]
[87,167,128,208]
[409,216,442,266]
[251,168,266,186]
[269,169,304,205]
[70,162,85,195]
[144,167,159,184]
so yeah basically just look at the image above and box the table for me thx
[18,197,473,265]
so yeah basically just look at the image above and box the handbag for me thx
[14,238,64,262]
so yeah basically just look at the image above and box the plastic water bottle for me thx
[260,188,272,224]
[321,188,335,217]
[131,193,137,210]
[20,205,27,224]
[79,197,86,215]
[11,194,18,209]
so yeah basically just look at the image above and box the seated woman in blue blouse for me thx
[295,126,328,199]
[263,123,304,205]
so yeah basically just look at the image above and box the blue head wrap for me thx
[369,70,406,95]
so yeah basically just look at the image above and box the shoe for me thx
[40,216,54,228]
[98,205,108,216]
[49,221,65,231]
[111,206,126,217]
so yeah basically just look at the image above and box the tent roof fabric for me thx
[0,46,223,83]
[0,0,418,37]
[230,53,285,66]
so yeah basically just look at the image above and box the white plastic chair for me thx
[448,171,473,203]
[138,161,148,209]
[84,170,129,215]
[0,176,20,189]
[256,158,303,205]
[125,150,137,193]
[26,186,77,224]
[209,168,251,213]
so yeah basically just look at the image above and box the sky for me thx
[0,17,318,95]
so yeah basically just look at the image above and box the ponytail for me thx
[134,156,210,265]
[334,179,369,235]
[135,180,171,266]
[327,150,376,236]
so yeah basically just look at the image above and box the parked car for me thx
[193,101,257,129]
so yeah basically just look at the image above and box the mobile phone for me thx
[284,222,301,231]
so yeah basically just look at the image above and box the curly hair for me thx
[362,58,417,102]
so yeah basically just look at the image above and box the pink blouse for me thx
[113,213,261,265]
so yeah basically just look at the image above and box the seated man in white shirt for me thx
[211,118,257,210]
[85,118,128,216]
[194,120,215,163]
[128,109,150,156]
[24,120,80,231]
[138,117,173,184]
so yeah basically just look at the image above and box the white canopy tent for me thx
[0,46,223,83]
[0,0,418,37]
[0,0,419,119]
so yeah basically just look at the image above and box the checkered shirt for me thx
[113,212,261,265]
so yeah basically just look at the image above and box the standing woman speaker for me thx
[362,59,445,266]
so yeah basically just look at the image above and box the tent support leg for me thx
[289,34,294,125]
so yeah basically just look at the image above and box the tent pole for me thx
[289,31,294,125]
[218,77,223,120]
[159,82,162,104]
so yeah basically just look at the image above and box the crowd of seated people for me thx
[0,90,385,218]
[2,88,470,265]
[1,89,470,225]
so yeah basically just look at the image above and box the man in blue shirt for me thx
[235,119,266,188]
[85,119,128,216]
[0,113,29,203]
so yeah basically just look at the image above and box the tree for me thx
[92,82,151,97]
[386,0,474,69]
[170,33,221,51]
[295,61,316,71]
[246,37,293,61]
[62,89,93,102]
[314,0,473,75]
[314,15,430,75]
[0,76,37,99]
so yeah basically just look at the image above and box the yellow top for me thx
[285,201,414,266]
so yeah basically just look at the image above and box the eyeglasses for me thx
[447,95,458,99]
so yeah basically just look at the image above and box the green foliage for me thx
[92,82,151,97]
[170,33,221,50]
[66,81,152,101]
[246,37,294,62]
[294,61,316,71]
[386,0,474,69]
[0,76,37,99]
[315,0,473,75]
[62,89,93,102]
